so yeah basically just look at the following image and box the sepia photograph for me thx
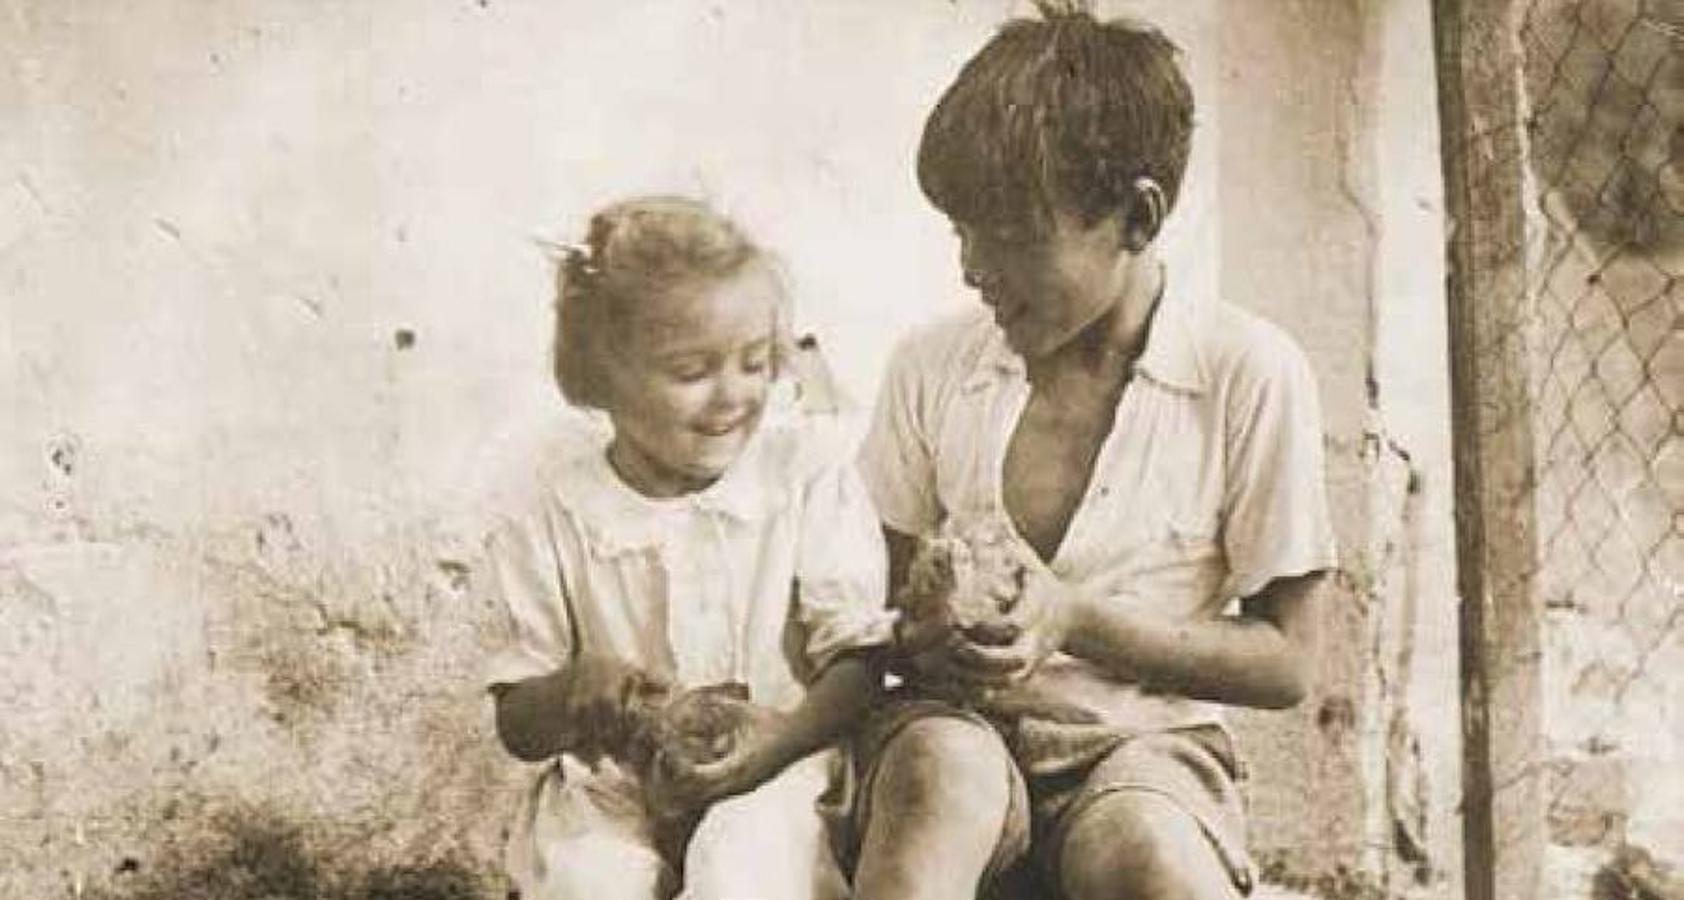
[1,1,1680,898]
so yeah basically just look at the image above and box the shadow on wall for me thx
[84,806,487,900]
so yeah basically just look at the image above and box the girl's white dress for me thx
[484,409,895,900]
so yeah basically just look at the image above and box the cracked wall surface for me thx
[3,1,1458,897]
[1221,2,1462,896]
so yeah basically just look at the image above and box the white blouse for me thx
[484,408,896,710]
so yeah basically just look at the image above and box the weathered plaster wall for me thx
[1221,1,1461,896]
[2,1,1456,897]
[1366,1,1462,893]
[1219,0,1373,883]
[0,2,1211,895]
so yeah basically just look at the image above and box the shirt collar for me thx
[555,412,781,544]
[963,285,1210,396]
[964,331,1025,391]
[687,438,780,523]
[1133,291,1209,395]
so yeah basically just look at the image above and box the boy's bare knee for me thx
[874,716,1012,815]
[855,716,1017,900]
[1058,792,1239,900]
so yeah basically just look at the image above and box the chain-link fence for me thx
[1515,0,1683,886]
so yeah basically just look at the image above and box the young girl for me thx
[485,196,896,900]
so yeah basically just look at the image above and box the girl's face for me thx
[602,267,781,498]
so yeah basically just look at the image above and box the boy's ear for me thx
[1119,176,1167,253]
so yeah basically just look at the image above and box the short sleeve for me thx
[484,509,573,689]
[858,336,942,535]
[793,454,897,675]
[1221,334,1339,600]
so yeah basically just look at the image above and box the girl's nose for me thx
[710,365,762,412]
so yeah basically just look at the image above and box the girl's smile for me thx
[602,266,783,498]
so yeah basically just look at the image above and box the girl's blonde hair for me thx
[551,196,792,409]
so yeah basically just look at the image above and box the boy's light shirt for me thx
[860,281,1338,733]
[483,393,893,708]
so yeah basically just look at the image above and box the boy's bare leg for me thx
[1057,792,1241,900]
[853,717,1016,900]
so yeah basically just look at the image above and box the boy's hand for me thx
[887,544,968,686]
[890,585,998,696]
[948,569,1077,687]
[890,520,1033,671]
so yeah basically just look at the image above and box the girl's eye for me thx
[741,350,772,375]
[663,359,713,382]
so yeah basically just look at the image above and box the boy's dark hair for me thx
[551,195,789,409]
[917,1,1195,232]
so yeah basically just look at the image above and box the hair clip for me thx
[533,236,601,279]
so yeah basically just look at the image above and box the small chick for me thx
[638,682,761,821]
[653,682,756,767]
[904,517,1029,646]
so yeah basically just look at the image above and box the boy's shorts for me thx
[827,696,1255,899]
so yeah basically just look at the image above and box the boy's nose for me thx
[959,240,1002,294]
[962,256,1002,295]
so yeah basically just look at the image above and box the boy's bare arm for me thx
[887,522,1327,710]
[1082,570,1325,708]
[956,569,1329,710]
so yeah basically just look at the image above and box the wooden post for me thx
[1431,2,1545,899]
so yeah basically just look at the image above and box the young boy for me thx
[850,6,1337,899]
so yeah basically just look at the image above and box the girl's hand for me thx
[658,708,785,808]
[644,691,788,819]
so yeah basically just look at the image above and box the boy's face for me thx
[955,205,1135,360]
[603,268,780,497]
